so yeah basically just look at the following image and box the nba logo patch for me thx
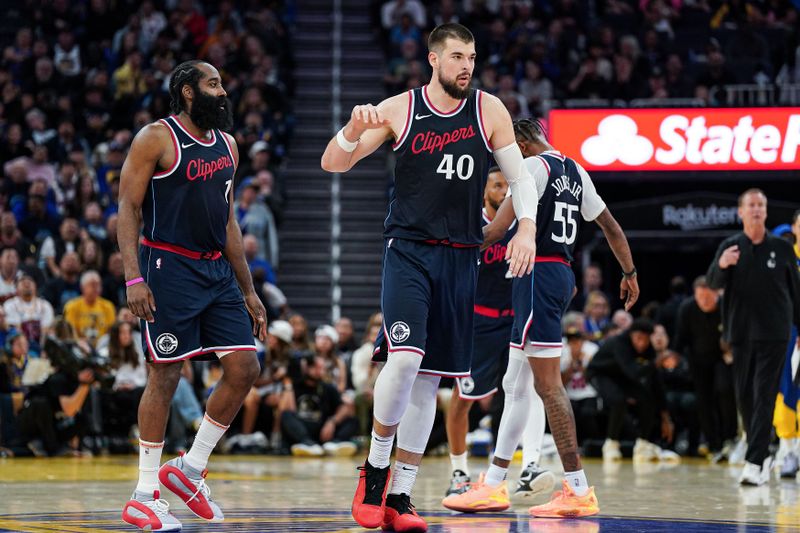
[156,258,162,269]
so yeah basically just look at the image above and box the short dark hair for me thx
[692,275,709,289]
[168,60,206,114]
[428,23,474,53]
[629,318,655,335]
[487,165,501,175]
[793,209,800,225]
[513,118,548,144]
[738,188,766,207]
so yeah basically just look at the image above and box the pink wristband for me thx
[126,277,145,287]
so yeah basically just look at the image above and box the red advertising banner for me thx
[547,108,800,171]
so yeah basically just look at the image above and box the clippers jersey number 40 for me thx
[436,153,475,181]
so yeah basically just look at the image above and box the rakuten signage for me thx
[548,108,800,171]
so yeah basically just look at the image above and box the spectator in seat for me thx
[3,273,54,355]
[42,252,82,314]
[63,270,115,347]
[0,248,21,304]
[587,319,678,462]
[561,327,601,446]
[281,354,358,457]
[39,217,81,278]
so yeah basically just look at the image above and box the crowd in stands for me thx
[0,0,294,457]
[376,0,800,112]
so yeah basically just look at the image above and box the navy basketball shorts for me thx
[373,238,479,377]
[140,244,256,363]
[510,261,575,358]
[457,312,513,399]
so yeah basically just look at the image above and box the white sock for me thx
[564,469,589,496]
[389,461,418,495]
[484,463,508,487]
[184,413,229,472]
[450,452,469,476]
[368,430,394,468]
[136,439,164,495]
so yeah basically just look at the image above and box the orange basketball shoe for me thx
[382,493,427,532]
[442,473,510,513]
[528,480,599,518]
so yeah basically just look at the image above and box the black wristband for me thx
[622,267,637,278]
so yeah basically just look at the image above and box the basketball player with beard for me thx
[322,24,540,533]
[118,61,267,532]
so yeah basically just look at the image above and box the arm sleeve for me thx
[575,163,607,221]
[493,143,539,222]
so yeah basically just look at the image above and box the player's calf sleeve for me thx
[396,373,441,454]
[494,347,534,461]
[373,350,424,427]
[522,384,546,468]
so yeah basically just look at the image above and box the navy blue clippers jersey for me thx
[476,210,516,310]
[142,115,236,252]
[535,153,586,262]
[386,86,493,245]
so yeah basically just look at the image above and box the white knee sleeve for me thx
[373,350,423,427]
[522,383,546,467]
[396,374,441,454]
[494,347,535,461]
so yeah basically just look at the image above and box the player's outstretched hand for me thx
[127,282,156,323]
[245,292,268,342]
[620,272,640,311]
[505,219,536,277]
[350,104,390,132]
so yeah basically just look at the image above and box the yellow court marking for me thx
[0,457,286,483]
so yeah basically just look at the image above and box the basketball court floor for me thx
[0,455,797,532]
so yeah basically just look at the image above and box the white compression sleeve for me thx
[521,383,546,468]
[493,347,534,461]
[396,373,441,454]
[493,143,538,222]
[373,350,424,427]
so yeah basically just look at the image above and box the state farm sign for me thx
[548,108,800,171]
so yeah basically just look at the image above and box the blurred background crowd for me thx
[0,0,797,475]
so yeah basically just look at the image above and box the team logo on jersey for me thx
[767,251,776,269]
[581,115,654,166]
[156,333,178,354]
[459,376,475,394]
[389,321,411,343]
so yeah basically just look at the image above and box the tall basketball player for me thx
[442,168,553,505]
[445,119,639,518]
[118,61,267,532]
[322,24,540,533]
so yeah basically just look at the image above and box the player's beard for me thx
[438,68,472,100]
[487,197,502,211]
[189,85,234,132]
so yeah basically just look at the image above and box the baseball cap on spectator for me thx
[248,140,269,159]
[268,320,293,344]
[314,324,339,345]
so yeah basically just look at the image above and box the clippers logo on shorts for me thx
[156,333,178,354]
[387,86,492,245]
[142,115,236,253]
[389,321,411,343]
[459,376,475,394]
